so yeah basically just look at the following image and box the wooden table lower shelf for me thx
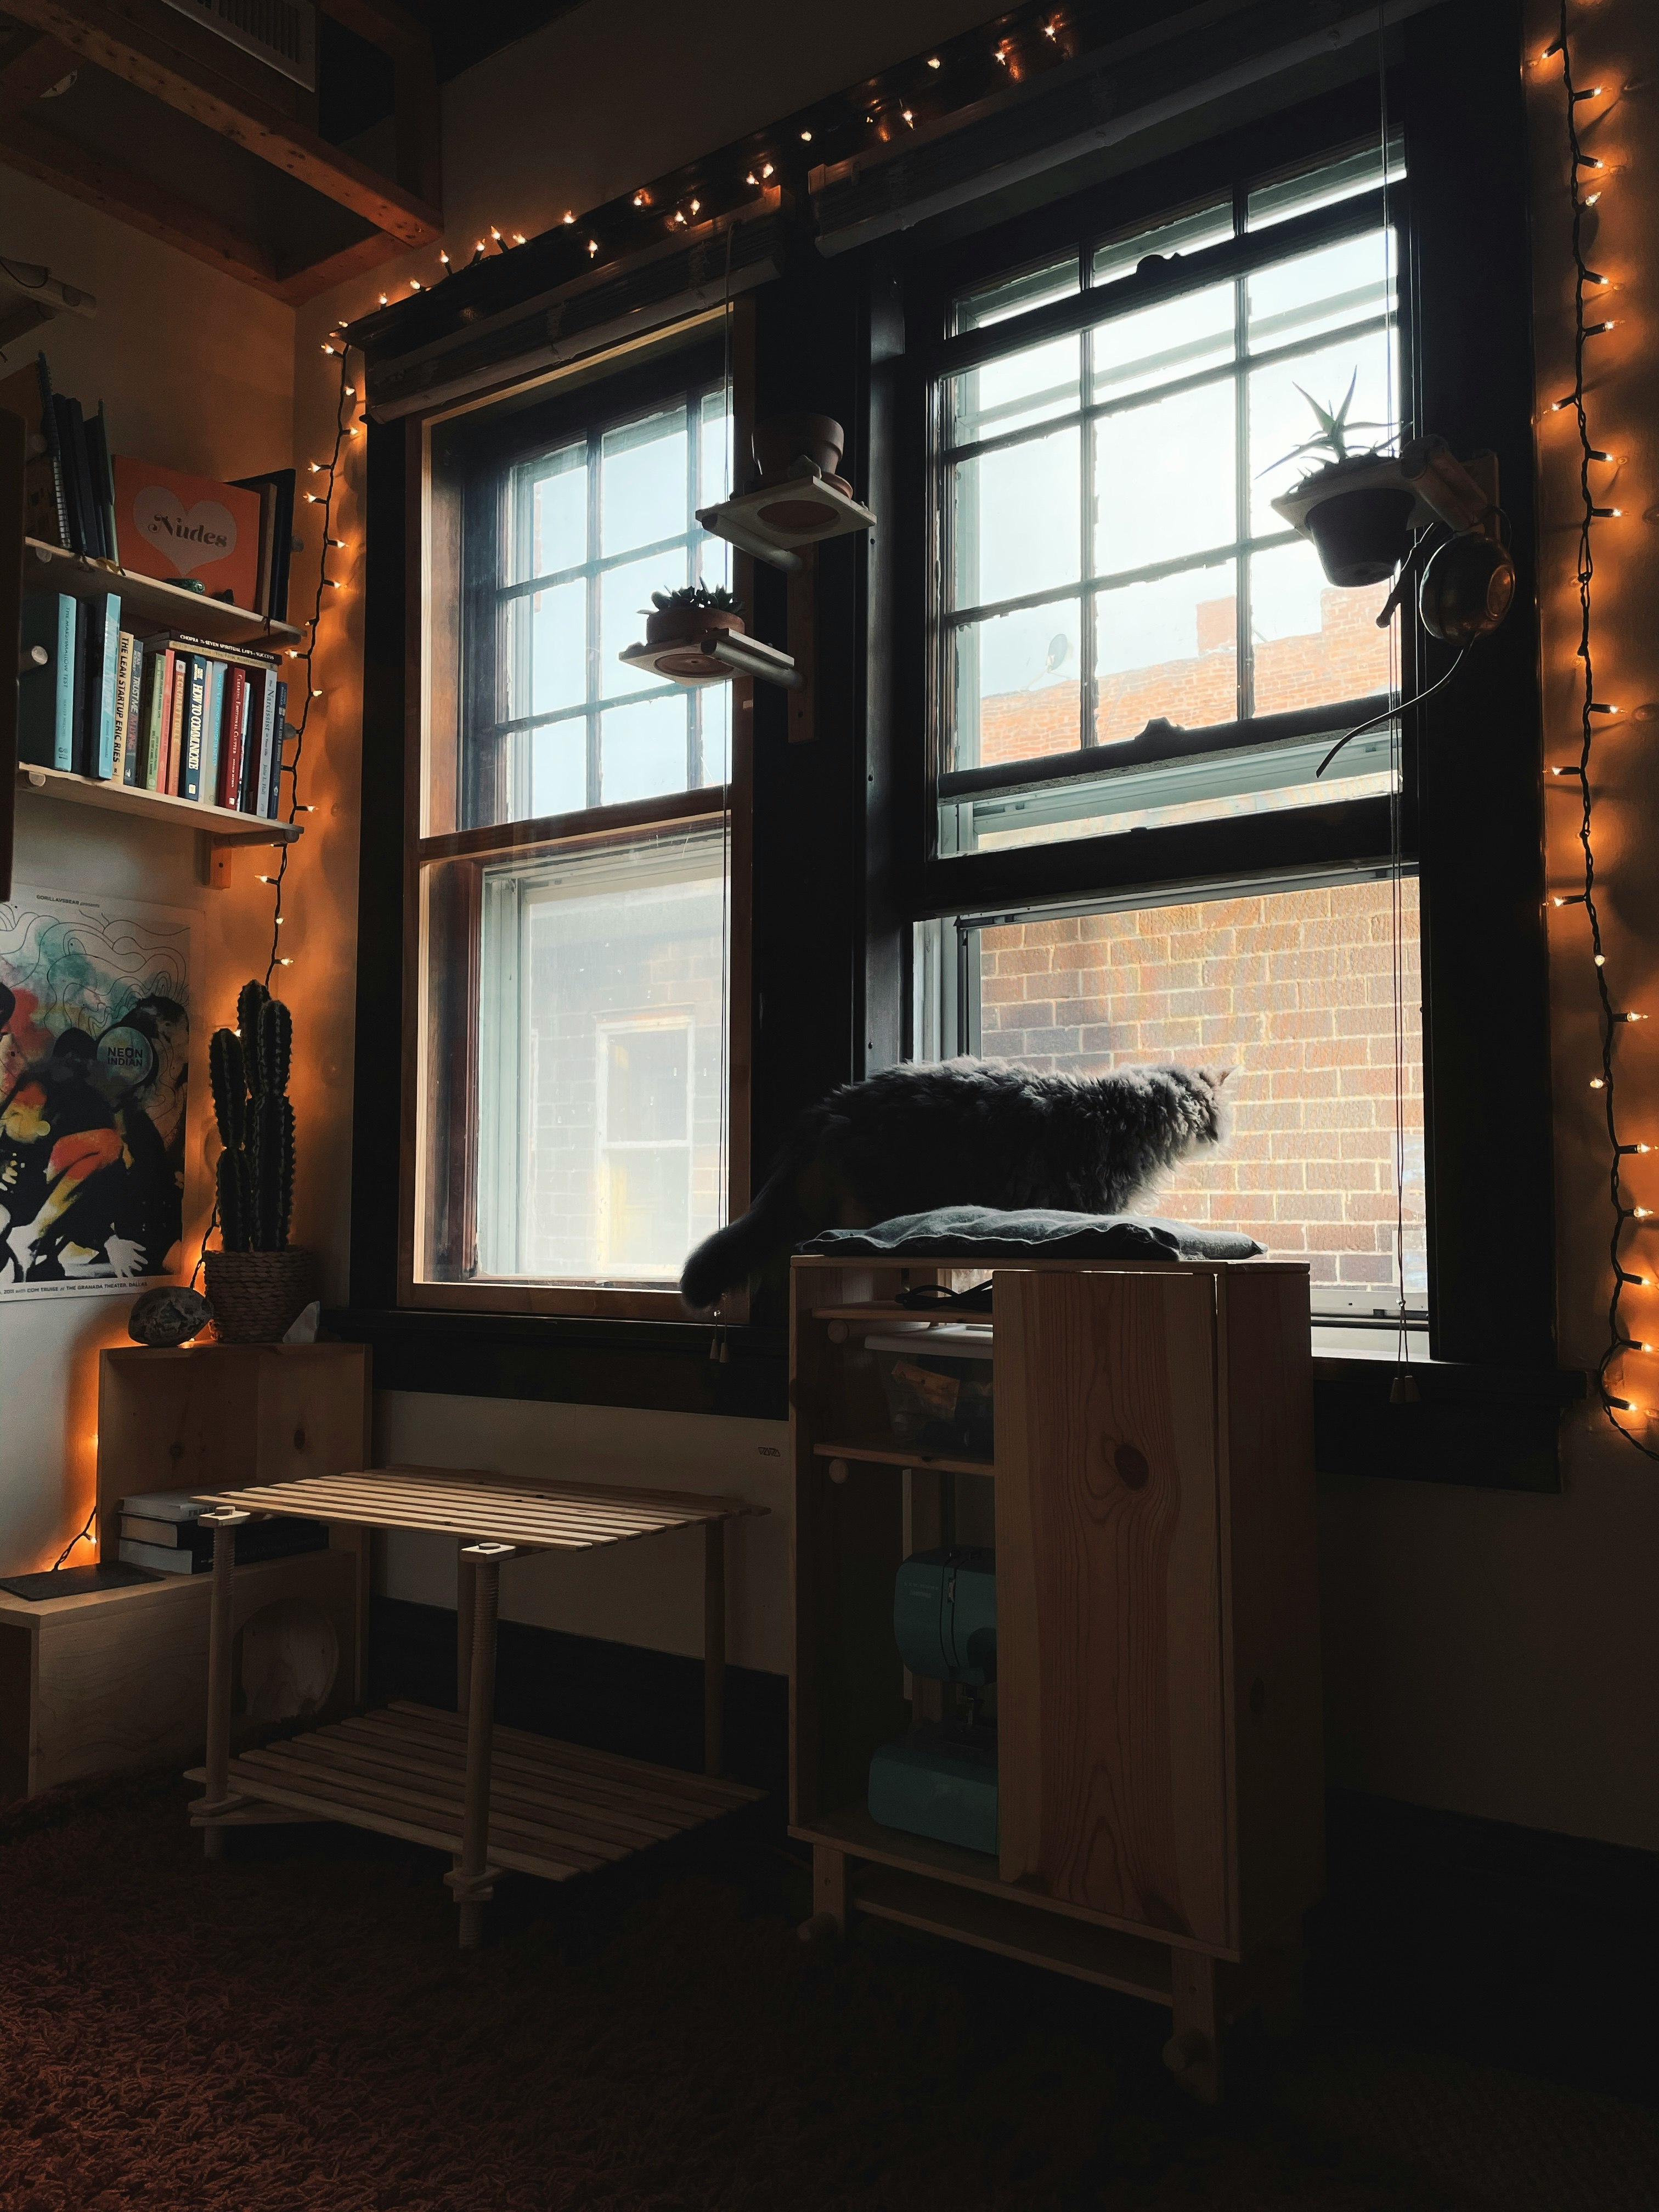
[189,1701,761,1881]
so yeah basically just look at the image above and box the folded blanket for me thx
[797,1206,1263,1262]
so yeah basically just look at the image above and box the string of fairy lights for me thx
[1538,3,1656,1457]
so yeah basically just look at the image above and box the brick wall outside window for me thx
[978,877,1424,1294]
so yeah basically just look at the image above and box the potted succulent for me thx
[1269,373,1414,588]
[202,980,317,1342]
[643,580,745,648]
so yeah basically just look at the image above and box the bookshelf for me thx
[9,534,306,890]
[22,538,302,651]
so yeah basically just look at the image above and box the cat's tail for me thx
[679,1156,810,1312]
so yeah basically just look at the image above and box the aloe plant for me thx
[210,980,296,1252]
[645,582,742,614]
[1269,370,1390,477]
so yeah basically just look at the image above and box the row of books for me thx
[19,591,289,816]
[116,1490,328,1577]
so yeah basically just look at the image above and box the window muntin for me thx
[917,872,1425,1313]
[937,143,1404,851]
[475,384,732,832]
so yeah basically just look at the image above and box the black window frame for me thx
[884,44,1554,1373]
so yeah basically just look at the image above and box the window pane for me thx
[601,550,685,698]
[423,826,727,1284]
[602,693,690,805]
[1094,559,1237,742]
[605,1024,688,1142]
[1246,138,1404,230]
[970,876,1425,1295]
[513,442,585,583]
[1250,539,1394,715]
[531,720,586,818]
[956,253,1079,332]
[952,334,1080,445]
[1246,232,1392,356]
[952,600,1082,770]
[502,580,585,721]
[1091,283,1235,403]
[1249,331,1397,537]
[1094,381,1235,578]
[952,425,1080,609]
[1091,200,1232,285]
[699,685,731,788]
[600,406,687,556]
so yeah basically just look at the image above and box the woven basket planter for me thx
[204,1247,319,1344]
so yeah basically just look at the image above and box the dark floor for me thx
[2,1763,1657,2212]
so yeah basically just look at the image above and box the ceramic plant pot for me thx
[752,412,844,485]
[204,1246,319,1343]
[643,602,745,680]
[1300,475,1417,588]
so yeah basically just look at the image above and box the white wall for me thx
[1,171,296,1573]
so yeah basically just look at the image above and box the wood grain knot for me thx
[1114,1443,1150,1490]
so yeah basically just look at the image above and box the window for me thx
[935,140,1404,857]
[412,344,740,1312]
[918,143,1426,1318]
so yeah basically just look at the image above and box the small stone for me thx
[127,1286,214,1347]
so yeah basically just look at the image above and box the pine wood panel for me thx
[996,1267,1229,1947]
[854,1865,1175,2004]
[1216,1268,1323,1949]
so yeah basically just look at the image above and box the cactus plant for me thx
[210,980,296,1252]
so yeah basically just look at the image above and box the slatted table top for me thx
[194,1463,766,1551]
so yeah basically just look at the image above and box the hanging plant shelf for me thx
[696,466,877,572]
[618,630,802,690]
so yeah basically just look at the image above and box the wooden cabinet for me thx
[0,1343,370,1799]
[789,1257,1321,2100]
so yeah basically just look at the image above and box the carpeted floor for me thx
[2,1774,1656,2212]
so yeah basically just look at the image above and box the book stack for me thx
[116,1491,329,1576]
[18,603,289,815]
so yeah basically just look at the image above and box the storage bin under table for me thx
[186,1464,765,1946]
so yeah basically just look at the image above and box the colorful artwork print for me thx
[0,889,195,1299]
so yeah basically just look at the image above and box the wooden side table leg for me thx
[445,1541,513,1950]
[195,1507,250,1857]
[1165,1950,1222,2104]
[456,1539,475,1718]
[704,1517,726,1779]
[798,1843,848,1943]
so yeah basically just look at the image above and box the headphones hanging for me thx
[1418,529,1516,645]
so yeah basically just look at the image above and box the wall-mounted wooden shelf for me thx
[17,764,300,870]
[23,541,303,650]
[814,1435,996,1479]
[22,538,301,650]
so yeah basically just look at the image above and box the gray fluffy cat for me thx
[680,1057,1233,1310]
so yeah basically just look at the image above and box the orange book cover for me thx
[112,455,262,608]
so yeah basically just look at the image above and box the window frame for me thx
[887,64,1554,1369]
[397,323,754,1321]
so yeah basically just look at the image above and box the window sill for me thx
[1311,1348,1584,1494]
[322,1306,789,1420]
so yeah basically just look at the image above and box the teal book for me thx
[17,594,77,770]
[86,590,121,779]
[180,654,207,801]
[200,658,225,806]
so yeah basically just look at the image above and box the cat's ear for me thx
[1194,1063,1237,1090]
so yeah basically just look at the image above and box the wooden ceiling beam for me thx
[0,115,282,292]
[0,29,81,110]
[2,0,442,244]
[275,227,413,307]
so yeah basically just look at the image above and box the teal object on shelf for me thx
[892,1547,996,1686]
[871,1547,999,1855]
[870,1728,998,1857]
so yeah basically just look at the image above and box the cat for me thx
[680,1057,1233,1310]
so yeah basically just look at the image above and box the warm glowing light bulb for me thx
[689,198,700,213]
[440,250,449,264]
[1591,1076,1606,1089]
[562,210,575,224]
[800,128,812,141]
[490,225,503,241]
[588,238,599,256]
[379,292,388,304]
[1596,953,1607,967]
[345,383,356,397]
[746,171,758,184]
[902,108,914,125]
[633,190,647,206]
[927,54,940,67]
[760,162,774,178]
[513,234,525,245]
[320,342,336,354]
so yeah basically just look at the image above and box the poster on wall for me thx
[0,887,197,1301]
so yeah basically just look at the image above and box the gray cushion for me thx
[797,1206,1264,1263]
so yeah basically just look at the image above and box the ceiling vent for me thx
[157,0,317,90]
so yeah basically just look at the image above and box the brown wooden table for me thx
[188,1463,766,1946]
